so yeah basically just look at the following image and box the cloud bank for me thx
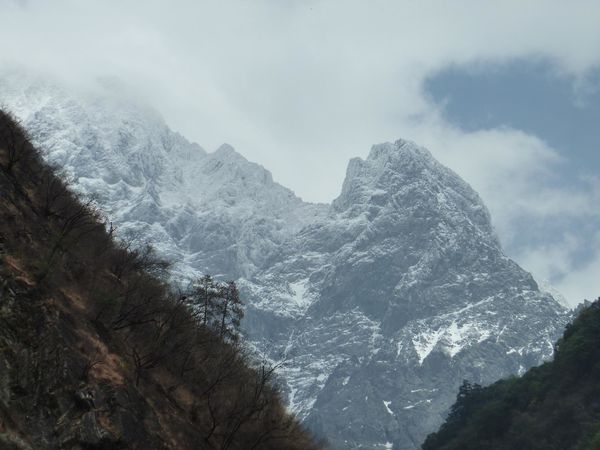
[1,0,599,304]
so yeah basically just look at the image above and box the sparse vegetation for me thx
[0,110,324,449]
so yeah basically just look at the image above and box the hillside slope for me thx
[0,110,322,449]
[423,298,600,450]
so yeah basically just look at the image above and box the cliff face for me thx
[0,72,570,449]
[0,111,321,449]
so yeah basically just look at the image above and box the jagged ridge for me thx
[0,71,569,450]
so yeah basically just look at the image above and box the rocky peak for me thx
[1,72,570,450]
[333,139,496,244]
[213,142,241,158]
[200,144,275,190]
[334,140,434,209]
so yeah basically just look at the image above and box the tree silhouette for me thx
[185,276,243,342]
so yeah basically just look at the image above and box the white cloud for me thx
[0,0,598,304]
[517,231,600,305]
[2,1,600,203]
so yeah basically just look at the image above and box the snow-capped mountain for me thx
[0,71,569,450]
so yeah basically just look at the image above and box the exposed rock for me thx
[0,71,570,449]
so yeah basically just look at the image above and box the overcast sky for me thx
[1,0,599,306]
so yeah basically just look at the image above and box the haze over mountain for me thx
[0,71,570,449]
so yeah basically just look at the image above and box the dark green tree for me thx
[185,276,244,342]
[216,281,244,342]
[186,274,220,327]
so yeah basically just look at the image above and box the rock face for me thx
[0,71,569,449]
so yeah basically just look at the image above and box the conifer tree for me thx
[184,276,244,342]
[217,281,244,342]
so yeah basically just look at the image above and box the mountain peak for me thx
[203,144,274,187]
[333,139,494,238]
[213,143,242,159]
[366,138,432,163]
[335,139,443,209]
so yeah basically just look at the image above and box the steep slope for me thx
[0,111,322,449]
[423,298,600,450]
[0,72,569,449]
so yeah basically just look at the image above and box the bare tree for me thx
[0,111,28,172]
[216,281,244,342]
[38,166,70,217]
[221,361,281,450]
[37,198,102,281]
[110,239,170,281]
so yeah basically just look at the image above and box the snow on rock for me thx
[383,400,393,415]
[0,70,571,450]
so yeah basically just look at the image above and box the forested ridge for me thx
[0,110,324,449]
[423,298,600,450]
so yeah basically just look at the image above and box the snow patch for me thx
[289,279,311,308]
[383,400,393,415]
[412,327,445,365]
